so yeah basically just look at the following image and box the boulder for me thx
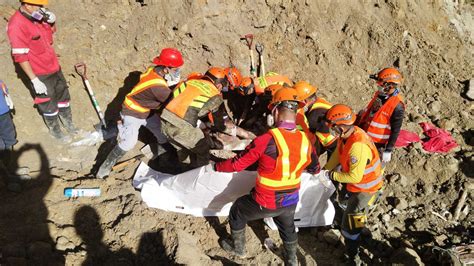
[390,247,424,265]
[323,229,341,245]
[466,79,474,100]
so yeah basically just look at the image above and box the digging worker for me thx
[357,68,405,166]
[96,48,184,179]
[7,0,77,141]
[214,87,320,266]
[294,81,336,156]
[320,104,383,265]
[160,67,242,168]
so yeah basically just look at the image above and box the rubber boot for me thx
[59,107,79,135]
[219,228,246,258]
[44,116,70,142]
[344,238,362,266]
[96,145,127,179]
[283,240,298,266]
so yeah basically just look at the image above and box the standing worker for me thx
[7,0,77,141]
[160,67,242,168]
[320,104,383,265]
[96,48,184,179]
[215,88,320,266]
[294,81,336,156]
[357,68,405,166]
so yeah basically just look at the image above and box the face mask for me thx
[164,68,180,86]
[31,9,45,21]
[329,126,343,137]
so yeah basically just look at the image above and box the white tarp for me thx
[133,162,336,228]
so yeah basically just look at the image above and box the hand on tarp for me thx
[317,170,333,189]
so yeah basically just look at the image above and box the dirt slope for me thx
[0,0,472,265]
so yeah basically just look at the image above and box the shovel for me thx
[242,34,257,77]
[256,43,265,76]
[74,63,107,129]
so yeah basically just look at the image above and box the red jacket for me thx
[7,10,60,76]
[216,126,320,209]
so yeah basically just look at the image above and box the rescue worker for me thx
[215,88,320,265]
[96,48,184,179]
[357,68,405,166]
[160,67,242,168]
[7,0,77,141]
[236,72,293,131]
[294,81,336,156]
[320,104,383,265]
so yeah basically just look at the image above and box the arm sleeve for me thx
[7,22,30,63]
[331,142,371,183]
[305,144,320,174]
[385,103,405,152]
[209,104,227,132]
[307,108,330,133]
[150,85,171,103]
[323,148,340,170]
[216,133,270,172]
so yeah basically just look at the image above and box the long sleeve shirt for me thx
[324,141,372,184]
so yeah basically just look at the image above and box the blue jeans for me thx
[0,112,17,150]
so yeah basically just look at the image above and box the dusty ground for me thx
[0,0,473,265]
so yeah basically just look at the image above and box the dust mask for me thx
[266,106,277,127]
[164,68,181,86]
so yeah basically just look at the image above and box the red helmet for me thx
[152,48,184,68]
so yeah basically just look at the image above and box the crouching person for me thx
[214,88,320,265]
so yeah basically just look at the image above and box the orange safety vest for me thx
[359,91,404,144]
[256,128,312,191]
[295,97,335,147]
[338,127,383,193]
[165,79,220,121]
[124,67,168,113]
[254,72,293,95]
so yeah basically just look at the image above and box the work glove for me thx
[318,170,333,188]
[31,77,48,95]
[204,162,216,173]
[382,151,392,164]
[42,8,56,24]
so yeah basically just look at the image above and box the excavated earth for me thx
[0,0,473,265]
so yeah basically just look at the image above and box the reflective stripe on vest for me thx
[315,131,336,146]
[255,72,292,95]
[353,174,383,189]
[367,131,390,140]
[124,67,168,113]
[257,129,310,188]
[363,159,381,175]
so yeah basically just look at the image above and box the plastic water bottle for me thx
[64,188,101,197]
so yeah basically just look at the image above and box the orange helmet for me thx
[326,104,356,126]
[204,67,226,80]
[268,87,305,110]
[186,71,203,80]
[22,0,48,5]
[294,81,317,101]
[237,77,254,96]
[264,84,284,96]
[375,68,402,85]
[224,67,243,89]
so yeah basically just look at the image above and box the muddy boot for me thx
[283,240,298,266]
[96,145,127,179]
[219,228,246,258]
[59,107,79,135]
[343,238,362,266]
[44,116,70,142]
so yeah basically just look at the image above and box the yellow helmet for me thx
[22,0,48,5]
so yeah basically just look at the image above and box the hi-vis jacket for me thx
[359,91,404,145]
[122,67,170,119]
[325,127,383,193]
[254,72,292,95]
[165,79,222,127]
[296,97,335,147]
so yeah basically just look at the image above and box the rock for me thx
[399,174,410,187]
[435,234,448,246]
[382,214,391,222]
[439,118,456,131]
[466,79,474,100]
[323,229,341,245]
[55,236,76,251]
[428,101,441,114]
[390,247,424,265]
[394,197,408,210]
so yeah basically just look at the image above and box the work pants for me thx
[117,113,167,151]
[229,193,297,243]
[0,112,17,150]
[35,70,71,117]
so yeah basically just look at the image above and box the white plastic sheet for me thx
[133,162,336,228]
